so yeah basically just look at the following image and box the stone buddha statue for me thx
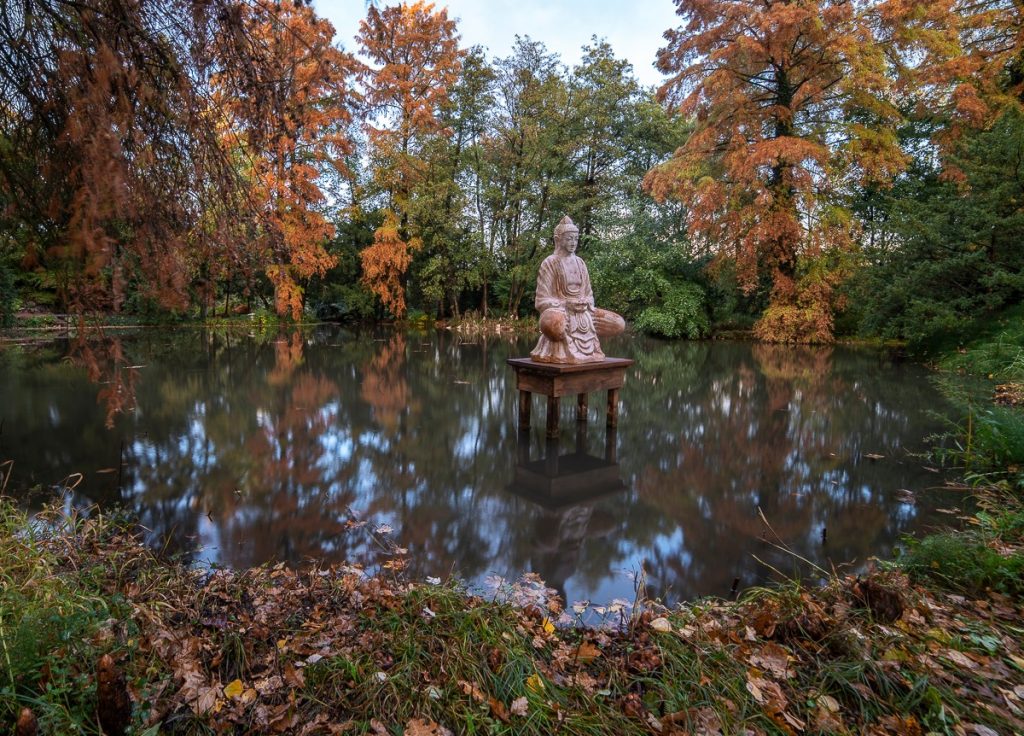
[530,216,625,364]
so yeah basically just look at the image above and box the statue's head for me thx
[553,215,579,254]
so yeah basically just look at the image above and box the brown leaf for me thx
[749,642,794,680]
[942,649,977,670]
[404,718,453,736]
[284,660,305,688]
[457,679,486,703]
[621,692,646,719]
[574,641,602,663]
[15,708,38,736]
[488,697,510,723]
[746,675,788,713]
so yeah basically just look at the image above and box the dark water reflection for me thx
[0,327,962,606]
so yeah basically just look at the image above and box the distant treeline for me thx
[0,0,1021,346]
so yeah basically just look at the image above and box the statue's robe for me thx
[530,254,605,364]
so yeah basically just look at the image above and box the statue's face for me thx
[556,230,578,254]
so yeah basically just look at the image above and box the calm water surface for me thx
[0,327,962,606]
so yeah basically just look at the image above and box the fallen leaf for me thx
[574,642,601,663]
[746,675,787,712]
[510,697,528,716]
[404,717,452,735]
[488,697,510,723]
[223,679,244,699]
[649,617,672,632]
[526,673,545,692]
[542,618,555,635]
[942,649,976,669]
[458,680,486,703]
[195,686,219,715]
[749,643,793,679]
[781,710,805,731]
[818,695,840,713]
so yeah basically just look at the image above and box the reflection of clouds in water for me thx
[2,329,963,605]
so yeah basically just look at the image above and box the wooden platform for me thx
[506,357,634,437]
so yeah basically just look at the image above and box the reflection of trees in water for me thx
[622,342,953,601]
[68,333,141,429]
[360,334,411,433]
[2,330,957,604]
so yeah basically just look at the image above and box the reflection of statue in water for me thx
[531,216,625,364]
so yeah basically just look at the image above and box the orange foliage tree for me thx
[882,0,1023,153]
[645,0,908,343]
[0,0,249,314]
[356,1,463,317]
[214,0,357,319]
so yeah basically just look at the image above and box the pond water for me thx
[0,327,963,607]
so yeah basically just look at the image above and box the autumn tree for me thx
[0,0,248,314]
[646,0,908,342]
[882,0,1023,149]
[356,1,463,317]
[213,0,357,319]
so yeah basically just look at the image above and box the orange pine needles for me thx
[356,1,464,318]
[214,0,357,319]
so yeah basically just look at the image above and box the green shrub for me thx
[634,282,710,339]
[901,530,1024,597]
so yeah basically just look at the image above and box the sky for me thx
[313,0,682,88]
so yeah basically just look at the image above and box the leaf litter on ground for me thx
[2,499,1024,735]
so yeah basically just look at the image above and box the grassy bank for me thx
[1,496,1023,736]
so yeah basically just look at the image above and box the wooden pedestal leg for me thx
[546,396,560,438]
[606,388,619,428]
[576,393,588,422]
[518,390,531,430]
